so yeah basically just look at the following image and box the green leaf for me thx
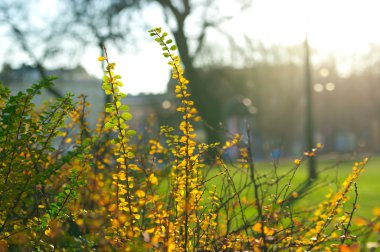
[104,122,114,130]
[126,130,136,136]
[120,104,129,111]
[166,39,173,44]
[121,112,132,120]
[127,152,135,159]
[111,138,120,144]
[120,123,127,129]
[102,83,111,90]
[170,45,177,51]
[105,103,114,112]
[163,53,170,58]
[153,27,162,33]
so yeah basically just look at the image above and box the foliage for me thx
[0,29,379,251]
[0,78,87,250]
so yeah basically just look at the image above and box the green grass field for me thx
[249,154,380,217]
[158,153,380,218]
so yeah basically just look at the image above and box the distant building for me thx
[0,64,104,125]
[0,64,173,129]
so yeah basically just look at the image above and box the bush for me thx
[0,28,379,251]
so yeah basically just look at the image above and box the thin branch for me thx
[340,182,359,246]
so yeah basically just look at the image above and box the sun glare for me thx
[70,0,380,95]
[234,0,380,54]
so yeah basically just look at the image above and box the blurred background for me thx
[1,0,380,159]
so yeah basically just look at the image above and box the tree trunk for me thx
[173,27,222,144]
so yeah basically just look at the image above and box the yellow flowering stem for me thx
[279,156,305,204]
[150,28,195,251]
[340,183,358,246]
[101,46,136,236]
[307,159,366,251]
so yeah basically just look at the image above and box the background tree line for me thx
[1,0,380,157]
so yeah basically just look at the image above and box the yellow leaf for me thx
[119,171,126,181]
[339,244,360,252]
[168,242,176,252]
[116,157,125,164]
[252,223,261,232]
[374,222,380,233]
[98,56,106,61]
[44,228,52,237]
[128,164,141,171]
[136,190,146,198]
[118,214,128,223]
[373,207,380,217]
[145,227,155,234]
[148,174,158,185]
[294,159,301,165]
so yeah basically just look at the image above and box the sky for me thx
[1,0,380,95]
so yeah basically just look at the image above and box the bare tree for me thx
[153,0,252,143]
[1,0,142,102]
[61,0,141,104]
[0,0,64,97]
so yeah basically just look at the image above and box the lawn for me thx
[273,154,380,217]
[158,153,380,218]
